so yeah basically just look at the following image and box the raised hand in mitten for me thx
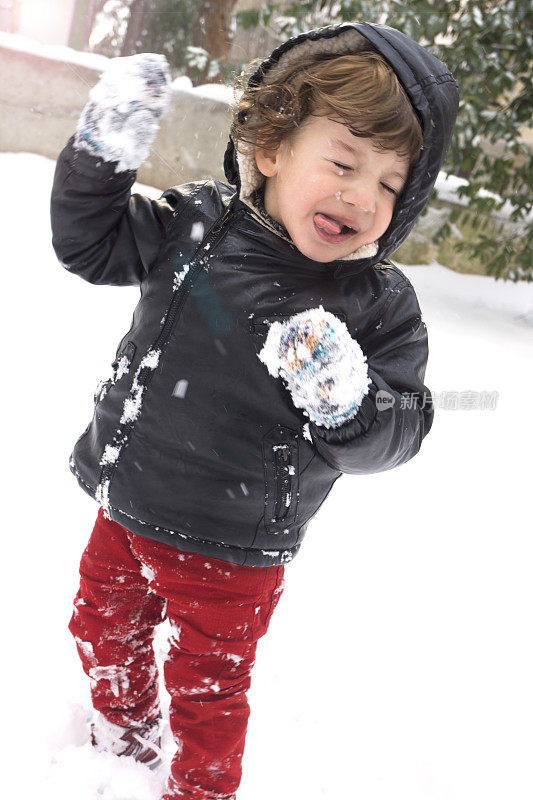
[74,53,171,172]
[258,306,371,429]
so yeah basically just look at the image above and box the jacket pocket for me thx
[93,340,136,404]
[262,425,300,533]
[249,313,293,355]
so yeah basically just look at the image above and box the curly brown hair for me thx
[231,48,423,168]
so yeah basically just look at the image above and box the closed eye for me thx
[382,183,399,196]
[333,163,400,194]
[332,159,402,197]
[332,161,352,171]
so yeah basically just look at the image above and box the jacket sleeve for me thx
[50,135,183,286]
[309,280,434,474]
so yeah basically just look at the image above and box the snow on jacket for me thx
[50,22,458,567]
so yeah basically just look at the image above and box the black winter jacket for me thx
[50,22,458,566]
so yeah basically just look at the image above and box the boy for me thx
[51,21,458,800]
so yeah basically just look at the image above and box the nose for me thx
[339,180,377,214]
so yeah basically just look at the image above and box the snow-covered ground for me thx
[2,151,532,800]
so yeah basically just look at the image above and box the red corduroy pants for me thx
[69,508,285,800]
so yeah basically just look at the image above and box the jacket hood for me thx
[223,22,459,278]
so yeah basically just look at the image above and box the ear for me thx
[254,146,281,178]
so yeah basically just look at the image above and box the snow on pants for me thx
[69,508,285,800]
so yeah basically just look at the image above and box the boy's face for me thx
[255,114,410,263]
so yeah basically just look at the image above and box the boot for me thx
[90,712,164,769]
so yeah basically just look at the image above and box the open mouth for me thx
[313,213,358,243]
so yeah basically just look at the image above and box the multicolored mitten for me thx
[258,306,372,429]
[74,53,171,172]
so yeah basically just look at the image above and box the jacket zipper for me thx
[158,203,239,352]
[97,203,238,496]
[273,443,292,522]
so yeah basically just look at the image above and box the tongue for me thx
[314,213,343,235]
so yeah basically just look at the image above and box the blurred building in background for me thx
[0,0,287,63]
[0,0,20,34]
[0,0,100,49]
